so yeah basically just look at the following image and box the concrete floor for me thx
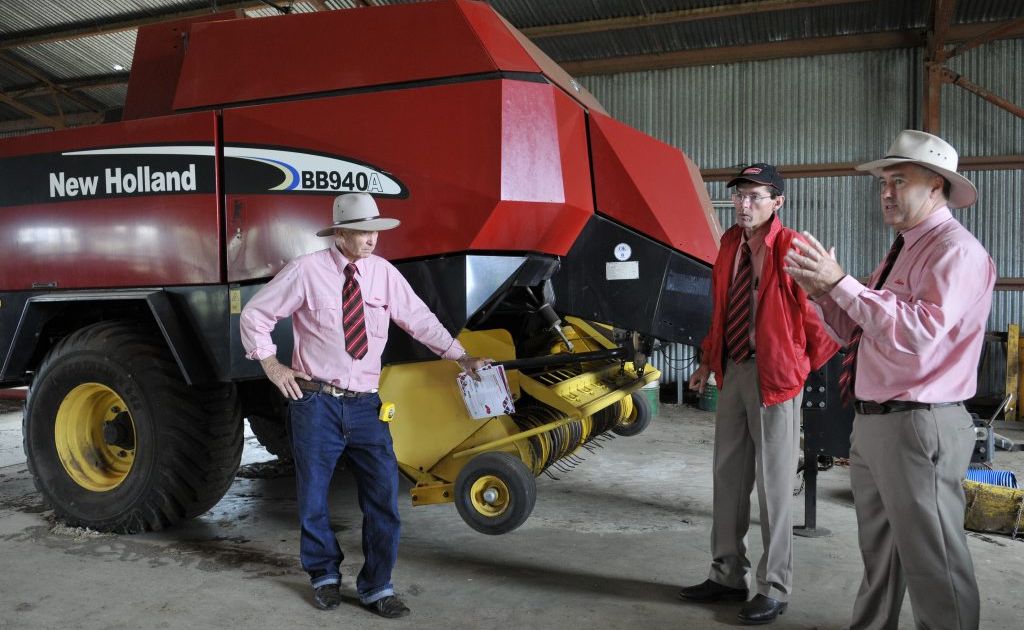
[2,398,1023,630]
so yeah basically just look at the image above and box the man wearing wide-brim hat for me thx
[784,130,995,629]
[240,192,490,618]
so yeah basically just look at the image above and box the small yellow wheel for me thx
[613,391,653,437]
[455,452,536,535]
[55,383,135,492]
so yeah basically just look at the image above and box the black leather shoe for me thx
[313,583,342,610]
[678,579,749,602]
[360,595,411,619]
[738,594,787,625]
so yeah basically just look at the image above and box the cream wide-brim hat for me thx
[316,192,401,236]
[855,129,977,209]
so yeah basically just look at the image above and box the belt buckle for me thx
[331,386,359,398]
[859,401,886,414]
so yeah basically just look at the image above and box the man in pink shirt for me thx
[240,193,488,617]
[784,130,995,630]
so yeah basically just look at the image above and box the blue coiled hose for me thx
[965,468,1018,488]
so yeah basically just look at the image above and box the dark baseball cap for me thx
[726,162,784,194]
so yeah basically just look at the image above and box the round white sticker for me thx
[614,243,632,261]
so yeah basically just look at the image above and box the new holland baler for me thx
[0,0,720,535]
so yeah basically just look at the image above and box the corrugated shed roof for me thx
[1,0,1022,131]
[13,31,137,80]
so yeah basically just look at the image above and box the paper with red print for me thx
[457,364,515,420]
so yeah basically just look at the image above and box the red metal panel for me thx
[0,112,222,289]
[463,2,608,116]
[472,83,592,254]
[589,111,720,265]
[457,0,548,73]
[221,79,593,282]
[0,111,213,157]
[173,0,540,111]
[123,11,240,120]
[0,198,221,290]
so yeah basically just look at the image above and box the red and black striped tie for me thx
[724,243,754,364]
[839,234,904,405]
[342,263,368,360]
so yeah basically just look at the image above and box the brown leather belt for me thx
[854,400,962,415]
[296,379,373,399]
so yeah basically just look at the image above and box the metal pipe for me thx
[943,69,1024,120]
[497,347,627,371]
[451,416,576,460]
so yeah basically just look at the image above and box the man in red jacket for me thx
[679,163,837,625]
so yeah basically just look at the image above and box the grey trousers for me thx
[708,358,802,601]
[848,405,980,630]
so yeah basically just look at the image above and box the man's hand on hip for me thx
[260,356,311,400]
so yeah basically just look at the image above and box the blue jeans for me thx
[288,391,400,604]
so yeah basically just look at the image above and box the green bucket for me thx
[699,383,718,412]
[641,381,659,417]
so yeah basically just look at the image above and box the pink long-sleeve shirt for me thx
[240,246,466,393]
[815,207,995,404]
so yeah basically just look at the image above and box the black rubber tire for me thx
[454,451,536,535]
[612,391,653,437]
[23,321,243,533]
[247,413,292,460]
[240,381,291,459]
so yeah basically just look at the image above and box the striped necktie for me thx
[839,234,905,405]
[724,243,754,364]
[342,263,368,360]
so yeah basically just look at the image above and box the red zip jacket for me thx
[701,214,838,406]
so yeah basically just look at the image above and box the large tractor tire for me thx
[612,391,652,437]
[246,388,292,460]
[247,413,292,460]
[23,321,243,533]
[455,451,536,535]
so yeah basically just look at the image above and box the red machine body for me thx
[0,0,717,292]
[0,0,722,537]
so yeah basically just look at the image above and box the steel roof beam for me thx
[942,69,1024,120]
[947,16,1024,59]
[0,2,258,51]
[563,19,1024,76]
[923,0,958,133]
[522,0,873,40]
[0,111,105,133]
[701,155,1024,181]
[6,72,129,99]
[0,90,65,129]
[0,52,106,113]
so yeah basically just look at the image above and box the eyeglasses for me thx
[730,192,774,204]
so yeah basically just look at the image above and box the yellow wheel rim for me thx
[55,383,136,492]
[469,474,510,518]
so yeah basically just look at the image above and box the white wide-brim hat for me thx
[316,192,401,236]
[855,129,977,209]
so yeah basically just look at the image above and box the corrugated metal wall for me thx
[582,41,1023,397]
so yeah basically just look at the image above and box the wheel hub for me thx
[470,475,509,517]
[102,411,136,450]
[55,383,136,492]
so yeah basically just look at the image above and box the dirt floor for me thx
[1,397,1023,630]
